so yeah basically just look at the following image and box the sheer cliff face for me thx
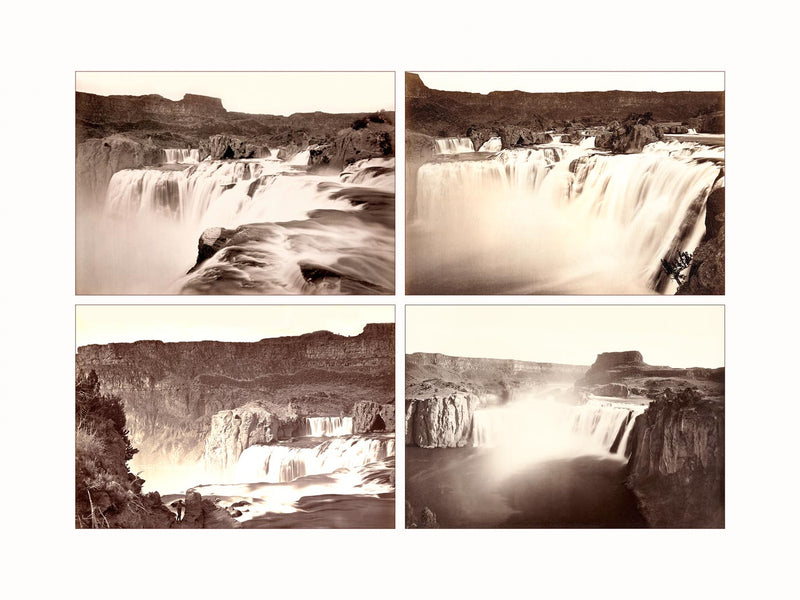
[626,398,724,528]
[405,394,476,448]
[407,352,586,398]
[75,324,394,462]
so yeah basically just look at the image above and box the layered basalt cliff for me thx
[75,324,394,463]
[577,351,724,398]
[625,396,724,528]
[406,72,723,138]
[407,352,586,395]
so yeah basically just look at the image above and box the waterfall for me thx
[434,137,475,154]
[288,149,310,166]
[269,148,280,159]
[235,435,395,483]
[479,137,502,152]
[471,397,646,461]
[551,135,563,143]
[579,136,596,148]
[687,128,698,135]
[303,416,354,437]
[409,142,722,294]
[163,148,200,164]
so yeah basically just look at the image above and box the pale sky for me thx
[76,305,394,348]
[417,71,725,94]
[76,72,395,116]
[407,305,724,368]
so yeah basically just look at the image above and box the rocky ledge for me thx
[405,393,477,448]
[626,394,724,528]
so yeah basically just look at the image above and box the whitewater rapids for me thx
[76,154,395,294]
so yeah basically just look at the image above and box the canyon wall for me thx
[405,352,586,447]
[75,324,395,463]
[626,396,725,528]
[406,72,724,137]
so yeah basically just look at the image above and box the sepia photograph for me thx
[405,305,724,528]
[75,305,396,528]
[76,72,395,295]
[406,72,725,295]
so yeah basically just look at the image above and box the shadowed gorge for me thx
[406,350,724,528]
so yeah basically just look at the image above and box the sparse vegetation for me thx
[661,251,693,285]
[75,370,168,528]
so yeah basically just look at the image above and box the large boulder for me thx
[499,126,552,148]
[308,122,394,171]
[202,403,281,476]
[178,490,241,529]
[405,393,476,448]
[626,396,724,527]
[595,118,663,153]
[199,134,269,160]
[76,134,162,206]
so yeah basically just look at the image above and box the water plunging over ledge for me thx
[76,155,395,294]
[407,138,723,294]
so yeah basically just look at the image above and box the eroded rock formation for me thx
[405,393,477,448]
[203,403,281,475]
[353,400,395,433]
[76,134,162,205]
[626,396,725,527]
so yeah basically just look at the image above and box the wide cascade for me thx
[303,416,354,437]
[434,137,475,154]
[471,396,646,468]
[163,148,200,164]
[78,154,395,294]
[235,435,395,484]
[409,139,723,294]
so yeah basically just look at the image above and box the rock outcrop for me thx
[678,185,725,295]
[198,134,270,161]
[203,403,282,475]
[353,400,395,433]
[626,396,724,527]
[308,122,394,171]
[594,120,663,153]
[405,132,437,220]
[405,393,477,448]
[178,490,242,529]
[75,134,162,205]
